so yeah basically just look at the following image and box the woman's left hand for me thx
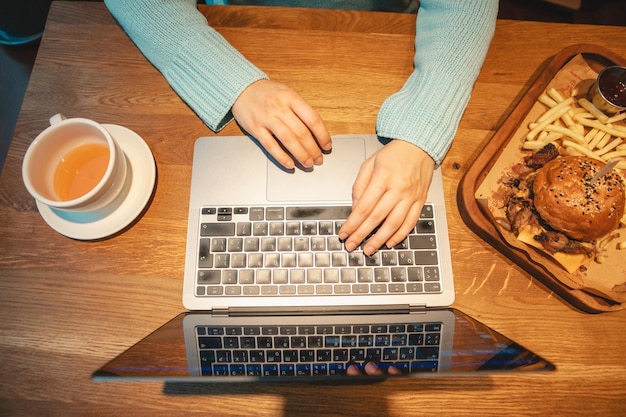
[338,140,435,255]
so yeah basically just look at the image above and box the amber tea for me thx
[53,142,110,201]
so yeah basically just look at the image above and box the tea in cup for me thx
[22,114,128,212]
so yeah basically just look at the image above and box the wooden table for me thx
[1,2,625,415]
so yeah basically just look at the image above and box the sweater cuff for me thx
[376,69,471,166]
[165,28,268,131]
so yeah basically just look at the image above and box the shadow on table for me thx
[163,376,494,416]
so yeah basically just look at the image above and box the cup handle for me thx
[49,113,67,125]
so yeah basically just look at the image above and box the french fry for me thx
[542,124,585,144]
[595,138,622,156]
[574,115,626,137]
[538,93,558,108]
[536,97,573,122]
[562,140,604,160]
[578,98,610,124]
[522,140,550,150]
[596,132,612,149]
[600,150,626,161]
[526,105,572,141]
[588,129,608,149]
[608,112,626,124]
[584,127,599,143]
[546,87,566,103]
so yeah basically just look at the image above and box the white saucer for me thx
[36,124,156,240]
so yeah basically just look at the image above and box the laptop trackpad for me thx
[266,137,366,202]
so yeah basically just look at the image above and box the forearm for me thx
[104,0,267,131]
[376,0,498,165]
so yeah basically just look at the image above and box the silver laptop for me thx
[92,135,555,382]
[182,134,454,312]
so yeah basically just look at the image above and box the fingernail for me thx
[345,241,356,252]
[338,232,347,241]
[314,156,323,165]
[363,244,375,256]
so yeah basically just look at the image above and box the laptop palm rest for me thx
[267,137,366,202]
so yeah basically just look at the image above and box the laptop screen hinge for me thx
[210,307,230,317]
[221,305,419,317]
[409,304,427,314]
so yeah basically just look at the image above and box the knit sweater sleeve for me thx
[104,0,268,131]
[376,0,498,165]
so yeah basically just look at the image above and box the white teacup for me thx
[22,114,128,212]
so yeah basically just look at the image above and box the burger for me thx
[502,143,625,273]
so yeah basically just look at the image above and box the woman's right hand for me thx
[232,79,332,170]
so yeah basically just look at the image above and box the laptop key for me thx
[340,269,356,283]
[352,284,369,293]
[424,283,442,293]
[213,254,230,268]
[313,363,328,375]
[297,285,314,294]
[333,284,351,294]
[327,236,342,250]
[261,285,278,295]
[201,222,235,236]
[246,364,262,376]
[266,207,285,220]
[198,270,220,284]
[414,251,438,265]
[206,286,223,295]
[316,285,332,294]
[279,285,296,295]
[371,284,387,293]
[261,237,276,252]
[228,238,243,252]
[348,253,363,266]
[416,220,435,234]
[243,285,260,295]
[225,286,241,295]
[198,238,212,264]
[211,238,227,252]
[424,267,440,281]
[237,222,252,236]
[198,337,222,349]
[389,284,406,293]
[420,204,434,218]
[249,207,264,221]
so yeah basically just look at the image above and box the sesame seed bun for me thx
[532,156,625,241]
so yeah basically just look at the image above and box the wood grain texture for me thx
[0,2,625,416]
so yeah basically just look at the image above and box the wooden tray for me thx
[458,44,626,313]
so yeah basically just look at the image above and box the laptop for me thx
[92,134,555,381]
[182,134,455,312]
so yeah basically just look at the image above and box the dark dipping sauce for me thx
[599,74,626,107]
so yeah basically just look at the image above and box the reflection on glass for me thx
[93,309,554,382]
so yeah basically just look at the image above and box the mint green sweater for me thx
[104,0,497,165]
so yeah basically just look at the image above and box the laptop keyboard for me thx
[195,204,443,297]
[195,321,442,377]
